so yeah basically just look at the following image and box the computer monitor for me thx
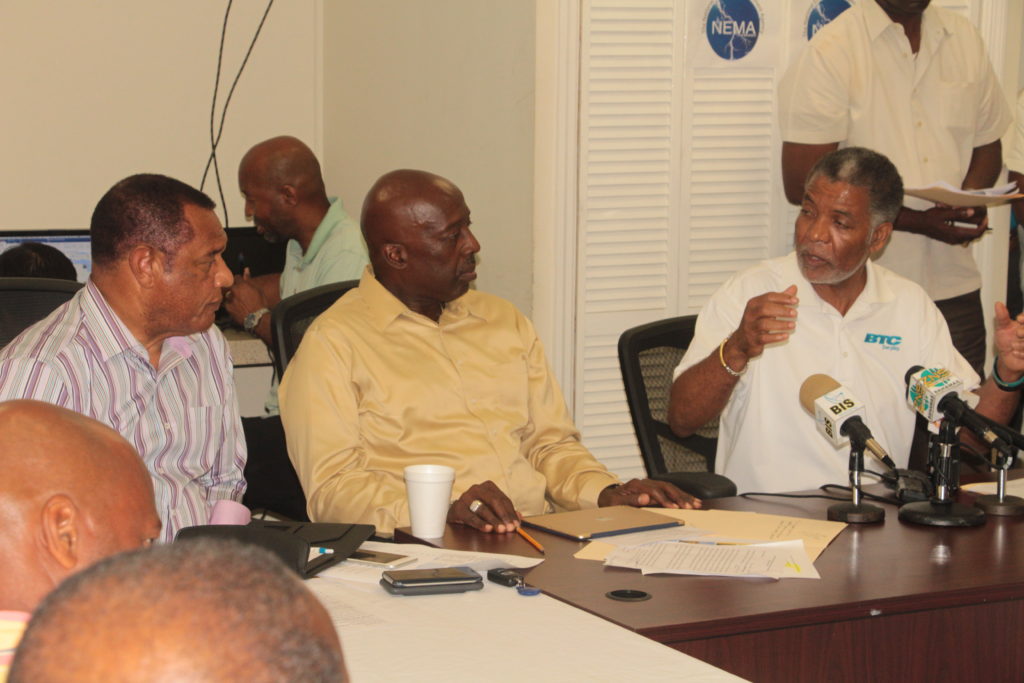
[0,227,285,284]
[0,229,92,281]
[223,226,287,277]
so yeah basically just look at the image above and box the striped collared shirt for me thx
[0,280,246,542]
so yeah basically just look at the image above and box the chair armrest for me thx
[652,472,737,499]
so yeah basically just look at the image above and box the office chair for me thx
[270,279,359,378]
[618,315,737,499]
[0,277,83,349]
[243,280,359,522]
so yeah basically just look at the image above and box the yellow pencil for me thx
[516,526,545,554]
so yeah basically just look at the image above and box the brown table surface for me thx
[396,486,1024,681]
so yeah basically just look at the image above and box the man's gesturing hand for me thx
[223,268,267,326]
[448,480,521,533]
[722,284,799,373]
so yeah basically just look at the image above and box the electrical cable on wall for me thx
[200,0,275,226]
[202,0,232,220]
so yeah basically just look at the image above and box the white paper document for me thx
[604,539,819,579]
[904,180,1023,207]
[962,478,1024,497]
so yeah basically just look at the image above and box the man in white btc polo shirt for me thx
[778,0,1013,377]
[668,147,1024,494]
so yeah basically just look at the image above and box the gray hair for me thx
[805,146,904,229]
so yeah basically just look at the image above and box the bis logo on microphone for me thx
[828,398,855,415]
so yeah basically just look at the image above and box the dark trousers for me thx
[934,289,985,380]
[242,415,310,521]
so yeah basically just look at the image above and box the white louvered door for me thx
[569,0,1012,480]
[574,0,790,480]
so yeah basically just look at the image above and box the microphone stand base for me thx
[974,494,1024,517]
[827,502,884,524]
[899,500,985,527]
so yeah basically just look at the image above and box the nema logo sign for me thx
[805,0,851,40]
[704,0,763,61]
[864,333,902,346]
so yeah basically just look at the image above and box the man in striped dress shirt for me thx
[0,174,246,542]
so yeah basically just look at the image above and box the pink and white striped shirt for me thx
[0,280,246,542]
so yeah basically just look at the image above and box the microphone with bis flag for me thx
[799,373,887,523]
[799,374,896,470]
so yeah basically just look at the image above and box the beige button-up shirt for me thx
[280,268,618,535]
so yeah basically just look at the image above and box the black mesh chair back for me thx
[0,277,83,349]
[270,280,358,378]
[618,315,736,499]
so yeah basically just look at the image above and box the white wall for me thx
[0,2,320,231]
[321,0,536,314]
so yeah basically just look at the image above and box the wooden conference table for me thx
[396,488,1024,682]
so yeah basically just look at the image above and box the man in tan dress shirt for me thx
[280,169,697,536]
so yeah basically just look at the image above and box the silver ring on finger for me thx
[468,499,483,514]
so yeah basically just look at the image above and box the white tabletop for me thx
[309,574,743,682]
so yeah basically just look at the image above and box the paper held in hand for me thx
[904,180,1024,207]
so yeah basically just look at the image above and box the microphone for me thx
[799,374,897,470]
[905,366,1014,458]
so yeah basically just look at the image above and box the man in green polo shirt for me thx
[225,136,367,519]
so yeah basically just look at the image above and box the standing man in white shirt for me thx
[778,0,1013,376]
[223,136,368,520]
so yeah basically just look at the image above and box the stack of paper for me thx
[577,508,847,580]
[904,181,1023,207]
[604,538,818,579]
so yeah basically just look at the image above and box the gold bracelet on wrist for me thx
[718,336,746,378]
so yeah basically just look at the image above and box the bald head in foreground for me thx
[9,539,346,682]
[0,400,161,613]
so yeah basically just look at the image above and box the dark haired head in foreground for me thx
[10,539,346,682]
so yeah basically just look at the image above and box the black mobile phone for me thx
[382,566,481,587]
[380,566,483,595]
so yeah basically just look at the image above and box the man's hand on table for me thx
[448,480,522,533]
[446,478,700,535]
[598,478,701,509]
